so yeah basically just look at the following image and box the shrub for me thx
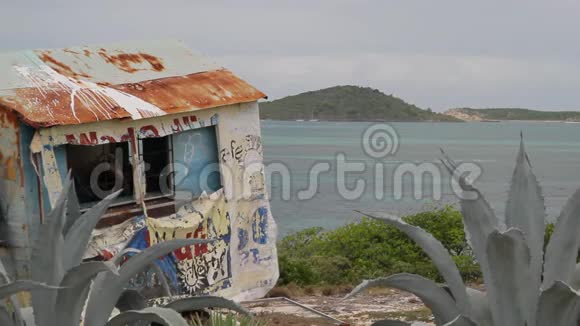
[277,206,482,287]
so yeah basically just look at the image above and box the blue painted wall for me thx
[172,126,221,198]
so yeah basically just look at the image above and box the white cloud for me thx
[2,0,580,111]
[218,52,580,111]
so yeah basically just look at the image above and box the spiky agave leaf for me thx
[30,177,71,326]
[0,279,58,326]
[62,190,121,270]
[0,306,16,326]
[355,211,469,316]
[151,262,173,297]
[53,261,117,326]
[570,263,580,291]
[465,288,492,326]
[543,188,580,290]
[0,280,58,299]
[62,180,81,235]
[345,273,460,325]
[165,295,252,316]
[442,315,478,326]
[440,151,500,276]
[115,289,147,312]
[484,229,535,326]
[0,261,24,326]
[104,307,189,326]
[536,281,580,325]
[371,320,413,325]
[84,238,211,326]
[504,136,545,324]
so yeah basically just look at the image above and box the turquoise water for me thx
[261,120,580,236]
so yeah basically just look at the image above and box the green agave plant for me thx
[0,174,250,326]
[348,138,580,326]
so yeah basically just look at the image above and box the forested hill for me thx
[259,86,460,122]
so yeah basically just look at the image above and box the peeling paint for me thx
[98,50,165,73]
[0,41,276,302]
[0,41,266,128]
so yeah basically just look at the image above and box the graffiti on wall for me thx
[219,134,266,199]
[122,190,233,295]
[220,134,262,166]
[236,201,274,269]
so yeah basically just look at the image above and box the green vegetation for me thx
[344,140,580,325]
[447,107,580,121]
[260,86,460,122]
[277,206,480,287]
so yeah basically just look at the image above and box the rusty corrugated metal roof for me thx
[0,40,266,128]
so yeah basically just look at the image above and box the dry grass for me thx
[266,283,354,298]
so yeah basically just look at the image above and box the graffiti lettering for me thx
[63,115,199,145]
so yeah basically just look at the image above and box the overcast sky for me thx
[1,0,579,111]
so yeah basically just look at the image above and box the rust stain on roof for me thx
[63,48,81,55]
[0,69,266,128]
[38,51,91,79]
[98,49,165,73]
[117,69,266,113]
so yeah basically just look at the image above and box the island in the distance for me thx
[259,85,460,122]
[444,108,580,122]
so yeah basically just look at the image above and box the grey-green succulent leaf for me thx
[165,295,252,316]
[346,273,460,325]
[104,307,189,326]
[504,137,544,317]
[115,290,147,312]
[442,315,478,326]
[371,320,413,326]
[30,177,72,326]
[85,238,212,326]
[355,211,469,316]
[0,280,59,300]
[0,306,16,326]
[466,288,492,326]
[536,281,580,325]
[571,263,580,291]
[484,228,535,326]
[54,261,117,326]
[441,152,499,285]
[0,261,24,326]
[0,279,59,326]
[151,262,172,298]
[62,179,80,236]
[543,187,580,290]
[62,190,121,270]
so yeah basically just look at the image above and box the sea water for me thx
[261,120,580,236]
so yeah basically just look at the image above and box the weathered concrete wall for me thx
[0,110,30,279]
[29,102,278,300]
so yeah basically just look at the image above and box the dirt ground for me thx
[242,288,434,325]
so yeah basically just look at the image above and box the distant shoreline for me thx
[444,108,580,123]
[260,118,579,123]
[259,118,464,123]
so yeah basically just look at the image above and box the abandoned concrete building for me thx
[0,40,278,301]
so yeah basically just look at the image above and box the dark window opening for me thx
[67,142,134,205]
[142,136,173,198]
